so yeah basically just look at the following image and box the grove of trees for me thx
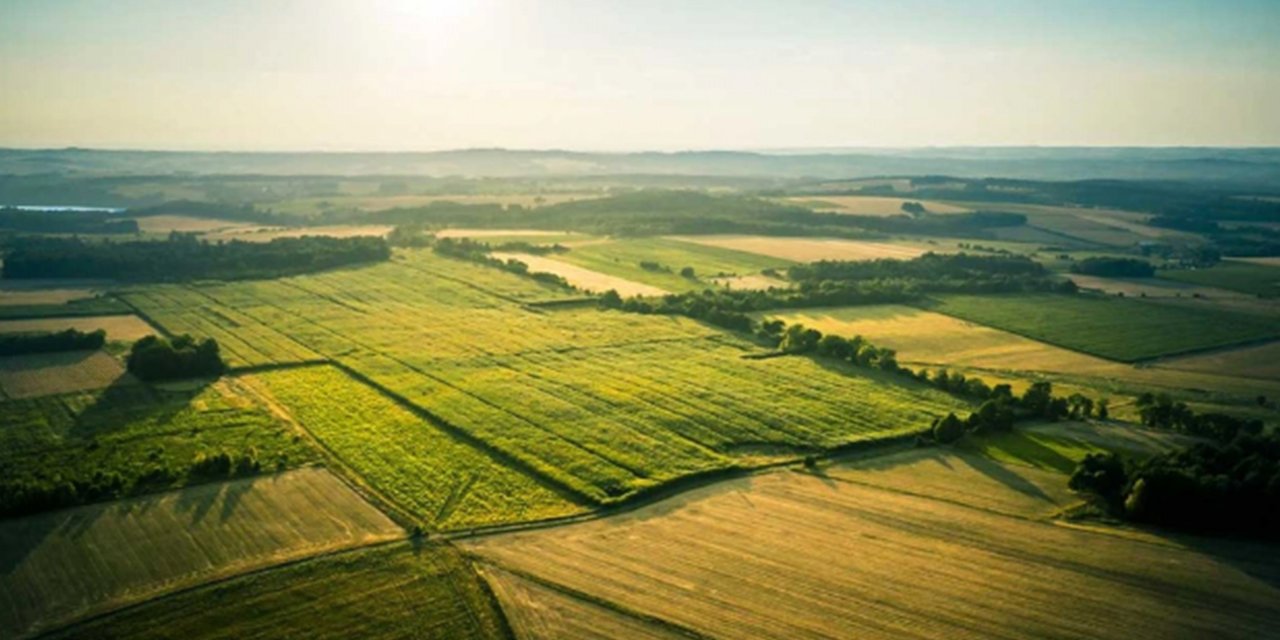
[126,334,226,381]
[0,328,106,356]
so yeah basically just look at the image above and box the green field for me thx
[247,365,585,530]
[1159,260,1280,298]
[50,543,506,640]
[0,296,131,320]
[554,237,792,292]
[124,248,967,506]
[924,293,1280,362]
[0,468,403,639]
[0,380,319,515]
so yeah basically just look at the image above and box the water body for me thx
[3,205,127,213]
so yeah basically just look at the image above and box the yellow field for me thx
[670,235,926,262]
[767,305,1280,400]
[0,350,132,398]
[781,196,971,216]
[0,467,402,639]
[465,455,1280,640]
[1158,340,1280,381]
[202,224,393,243]
[710,274,789,290]
[131,215,252,233]
[437,228,588,239]
[0,314,158,342]
[0,287,99,307]
[1234,256,1280,267]
[478,566,685,640]
[489,252,668,296]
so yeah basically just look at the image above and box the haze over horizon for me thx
[3,0,1279,152]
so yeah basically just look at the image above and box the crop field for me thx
[1160,260,1280,298]
[479,565,686,640]
[0,350,131,398]
[490,251,669,296]
[0,285,98,307]
[670,234,927,262]
[0,379,319,502]
[130,215,252,234]
[551,237,792,293]
[245,365,585,530]
[780,195,972,216]
[1158,340,1280,381]
[202,224,393,243]
[269,192,600,216]
[967,203,1185,247]
[711,273,790,290]
[52,543,506,640]
[122,249,968,505]
[0,314,157,342]
[924,293,1280,362]
[465,456,1280,640]
[437,228,594,245]
[1236,256,1280,267]
[0,467,403,639]
[0,295,131,320]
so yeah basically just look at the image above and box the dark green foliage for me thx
[2,234,390,281]
[933,413,966,443]
[432,237,575,291]
[968,399,1015,432]
[126,334,225,381]
[901,201,926,215]
[0,207,139,234]
[0,329,105,356]
[1068,452,1128,504]
[680,265,697,279]
[1135,393,1263,441]
[1070,257,1156,278]
[0,296,131,320]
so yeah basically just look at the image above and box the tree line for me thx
[2,233,391,281]
[432,237,576,291]
[1068,257,1156,278]
[0,328,106,356]
[0,208,139,234]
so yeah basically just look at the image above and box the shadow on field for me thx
[1153,529,1280,592]
[70,376,213,440]
[0,498,109,576]
[954,452,1056,502]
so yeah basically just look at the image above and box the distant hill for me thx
[1,147,1278,186]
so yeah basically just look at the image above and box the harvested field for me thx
[437,228,587,239]
[490,252,668,296]
[203,224,392,243]
[781,196,971,216]
[131,215,251,234]
[0,314,157,342]
[0,350,130,398]
[0,287,97,307]
[466,458,1280,640]
[711,274,789,290]
[480,565,685,640]
[551,237,791,292]
[52,544,507,640]
[670,235,927,262]
[0,468,403,639]
[1157,340,1280,381]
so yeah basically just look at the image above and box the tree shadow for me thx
[70,375,214,441]
[953,451,1055,502]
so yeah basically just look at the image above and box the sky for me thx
[2,0,1279,151]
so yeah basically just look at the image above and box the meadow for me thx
[1160,260,1280,298]
[50,543,506,640]
[0,468,402,639]
[489,251,669,296]
[779,195,971,216]
[122,249,969,506]
[548,237,793,293]
[245,365,585,530]
[923,293,1280,362]
[466,448,1280,640]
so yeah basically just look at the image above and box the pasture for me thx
[551,236,792,293]
[0,468,402,639]
[51,543,506,640]
[1160,260,1280,298]
[465,450,1280,640]
[489,251,669,296]
[0,350,130,398]
[123,249,968,505]
[202,224,393,243]
[924,293,1280,362]
[780,195,971,216]
[130,215,251,234]
[670,234,927,262]
[0,379,319,506]
[0,314,157,342]
[246,365,585,530]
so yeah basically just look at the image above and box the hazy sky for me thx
[2,0,1278,150]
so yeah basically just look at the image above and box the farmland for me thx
[0,468,402,639]
[670,234,928,262]
[121,249,968,505]
[0,314,157,342]
[549,237,793,292]
[1160,260,1280,298]
[0,379,319,510]
[245,365,585,530]
[50,543,506,640]
[489,251,668,296]
[202,223,393,243]
[0,350,131,398]
[923,293,1280,362]
[780,195,971,216]
[465,447,1280,640]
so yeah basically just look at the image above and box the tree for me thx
[901,201,927,216]
[933,413,966,444]
[778,324,821,353]
[679,266,696,279]
[1021,381,1055,417]
[599,289,623,308]
[1068,453,1127,505]
[1096,397,1110,421]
